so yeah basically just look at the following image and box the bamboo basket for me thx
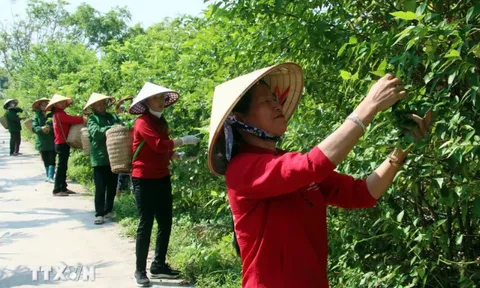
[106,125,133,173]
[24,119,33,133]
[0,116,8,129]
[66,124,85,149]
[81,127,91,156]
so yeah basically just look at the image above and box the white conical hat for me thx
[45,94,72,111]
[3,98,18,109]
[129,82,179,114]
[83,92,115,113]
[207,62,304,176]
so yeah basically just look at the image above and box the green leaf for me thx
[448,73,456,85]
[424,72,434,84]
[393,26,415,46]
[434,178,444,188]
[474,197,480,218]
[417,268,425,279]
[397,210,405,222]
[340,70,352,80]
[390,11,424,21]
[349,36,358,45]
[456,234,463,245]
[337,43,348,57]
[465,130,475,141]
[474,45,480,58]
[444,49,460,58]
[377,59,387,72]
[466,7,474,23]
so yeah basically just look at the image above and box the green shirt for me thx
[87,112,122,167]
[5,108,22,132]
[32,111,55,151]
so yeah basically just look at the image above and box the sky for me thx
[0,0,211,28]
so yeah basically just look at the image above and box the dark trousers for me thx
[53,143,70,193]
[133,176,173,272]
[117,173,132,192]
[93,166,118,217]
[9,131,21,155]
[40,150,56,166]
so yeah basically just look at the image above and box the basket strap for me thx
[132,140,145,161]
[55,113,72,148]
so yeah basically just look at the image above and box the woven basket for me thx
[67,124,85,149]
[106,125,133,174]
[81,127,91,155]
[0,116,8,129]
[24,119,33,133]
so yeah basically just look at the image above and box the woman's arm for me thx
[57,112,85,124]
[319,74,405,166]
[366,152,406,199]
[87,117,110,142]
[32,116,43,134]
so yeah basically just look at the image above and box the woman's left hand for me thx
[405,109,433,142]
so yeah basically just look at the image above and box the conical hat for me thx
[3,99,18,109]
[45,94,73,111]
[207,62,304,176]
[31,97,50,110]
[83,92,115,113]
[129,82,179,115]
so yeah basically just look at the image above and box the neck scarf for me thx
[148,108,163,118]
[223,114,280,161]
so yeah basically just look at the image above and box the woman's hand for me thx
[171,151,198,161]
[41,126,50,133]
[171,152,182,160]
[179,135,200,146]
[363,73,407,113]
[405,109,433,142]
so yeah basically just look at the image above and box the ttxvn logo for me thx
[30,265,95,281]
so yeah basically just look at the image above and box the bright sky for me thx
[0,0,211,28]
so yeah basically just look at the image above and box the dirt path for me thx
[0,128,190,288]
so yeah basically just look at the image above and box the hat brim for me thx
[83,97,116,114]
[45,99,73,111]
[128,92,179,115]
[31,98,50,110]
[207,62,304,176]
[3,99,18,110]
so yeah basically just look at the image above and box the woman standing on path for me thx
[129,82,200,287]
[46,94,86,197]
[84,93,123,225]
[31,98,56,183]
[207,62,433,288]
[4,99,24,156]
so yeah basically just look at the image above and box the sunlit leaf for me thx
[390,11,425,21]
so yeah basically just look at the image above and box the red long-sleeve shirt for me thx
[131,113,175,179]
[52,109,84,144]
[225,144,378,288]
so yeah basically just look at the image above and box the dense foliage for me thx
[1,0,479,287]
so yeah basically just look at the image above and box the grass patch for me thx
[114,193,242,287]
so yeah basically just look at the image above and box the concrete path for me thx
[0,128,190,288]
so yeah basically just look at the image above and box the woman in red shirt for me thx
[207,62,432,288]
[46,94,86,197]
[128,82,200,287]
